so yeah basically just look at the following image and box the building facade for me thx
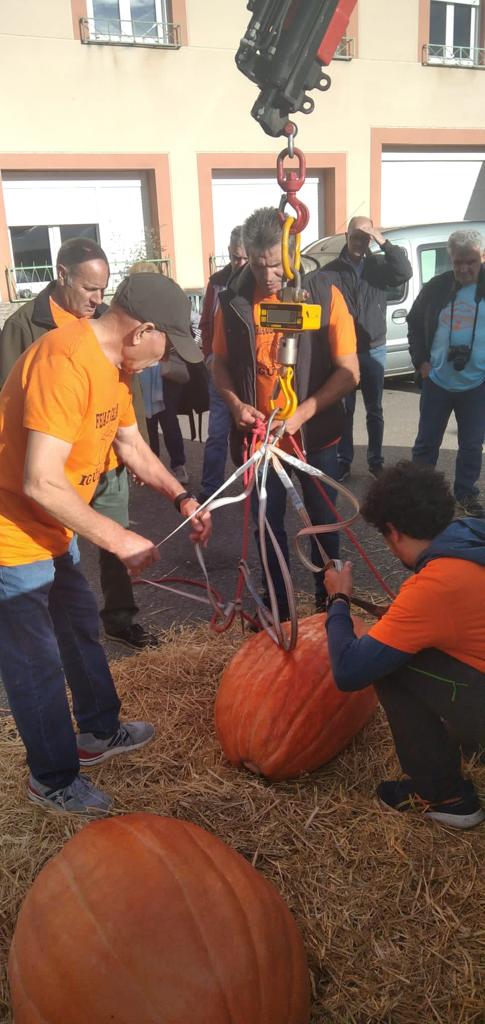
[0,0,484,300]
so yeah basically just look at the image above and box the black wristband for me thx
[326,593,351,610]
[173,491,195,514]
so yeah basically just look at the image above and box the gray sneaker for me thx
[28,774,112,815]
[77,721,155,767]
[173,464,189,485]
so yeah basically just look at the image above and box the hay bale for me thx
[0,622,484,1024]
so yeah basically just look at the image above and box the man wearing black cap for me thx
[0,237,160,651]
[0,273,210,816]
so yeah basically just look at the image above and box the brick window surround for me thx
[0,154,173,302]
[418,0,485,60]
[70,0,188,44]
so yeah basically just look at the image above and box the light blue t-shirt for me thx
[430,284,485,392]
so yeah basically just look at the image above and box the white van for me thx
[302,221,485,376]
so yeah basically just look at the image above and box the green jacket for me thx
[0,282,149,442]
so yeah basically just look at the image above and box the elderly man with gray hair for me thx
[409,228,485,517]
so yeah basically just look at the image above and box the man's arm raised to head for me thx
[23,430,159,572]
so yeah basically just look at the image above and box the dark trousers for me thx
[0,539,121,789]
[376,648,485,802]
[412,377,485,500]
[200,372,232,500]
[250,443,339,612]
[338,346,386,470]
[92,467,138,631]
[147,379,186,469]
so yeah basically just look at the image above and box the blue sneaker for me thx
[28,774,112,816]
[377,779,485,830]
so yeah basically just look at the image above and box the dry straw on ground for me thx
[0,621,484,1024]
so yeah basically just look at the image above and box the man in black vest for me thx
[212,206,358,618]
[319,217,412,481]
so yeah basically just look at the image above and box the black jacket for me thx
[407,268,485,370]
[219,264,346,463]
[309,241,412,353]
[0,282,108,387]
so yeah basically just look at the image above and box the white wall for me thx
[381,151,485,226]
[211,176,322,259]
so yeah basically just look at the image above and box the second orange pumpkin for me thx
[215,612,378,780]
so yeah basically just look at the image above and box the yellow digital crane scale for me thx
[259,301,321,333]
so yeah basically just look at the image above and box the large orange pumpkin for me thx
[9,813,310,1024]
[215,612,377,780]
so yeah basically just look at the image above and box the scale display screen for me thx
[259,302,321,331]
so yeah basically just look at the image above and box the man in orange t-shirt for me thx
[325,461,485,830]
[0,272,211,816]
[212,206,358,619]
[0,236,158,652]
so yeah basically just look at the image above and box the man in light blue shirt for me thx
[409,229,485,518]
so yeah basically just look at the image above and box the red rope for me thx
[288,435,396,600]
[137,421,394,636]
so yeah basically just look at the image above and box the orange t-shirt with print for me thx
[0,319,135,566]
[212,284,356,450]
[49,297,120,473]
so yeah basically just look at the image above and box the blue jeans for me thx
[412,377,485,499]
[0,539,121,789]
[338,345,386,469]
[251,443,339,611]
[200,372,232,501]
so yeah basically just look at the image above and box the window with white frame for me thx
[86,0,173,45]
[429,0,481,64]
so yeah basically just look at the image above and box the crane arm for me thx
[236,0,358,137]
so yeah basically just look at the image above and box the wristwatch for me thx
[173,491,197,514]
[326,593,351,610]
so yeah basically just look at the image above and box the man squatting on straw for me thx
[324,461,485,830]
[0,273,211,817]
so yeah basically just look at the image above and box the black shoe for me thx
[315,594,327,614]
[377,778,485,829]
[455,494,485,519]
[104,623,159,650]
[368,464,384,479]
[336,463,351,483]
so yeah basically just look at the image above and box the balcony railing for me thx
[333,36,354,61]
[5,257,172,302]
[80,17,181,49]
[422,42,485,68]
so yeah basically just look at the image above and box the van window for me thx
[419,245,451,285]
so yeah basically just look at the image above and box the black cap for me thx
[113,273,202,364]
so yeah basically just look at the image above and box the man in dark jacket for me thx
[198,226,247,503]
[212,206,358,618]
[0,237,157,649]
[317,217,412,481]
[325,461,485,830]
[409,228,485,518]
